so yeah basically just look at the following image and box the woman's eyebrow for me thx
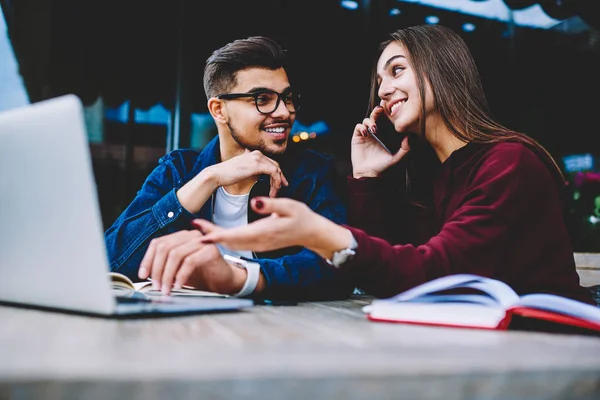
[377,54,406,78]
[383,55,406,70]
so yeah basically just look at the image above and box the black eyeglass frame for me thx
[216,89,300,115]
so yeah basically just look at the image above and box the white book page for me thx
[133,281,153,291]
[383,274,484,302]
[463,280,520,308]
[108,272,135,289]
[516,293,600,323]
[133,280,229,297]
[380,274,519,308]
[406,293,500,306]
[368,302,507,328]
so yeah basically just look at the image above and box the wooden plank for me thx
[0,298,599,399]
[574,253,600,286]
[2,370,600,400]
[575,253,600,269]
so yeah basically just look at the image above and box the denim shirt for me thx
[104,136,353,300]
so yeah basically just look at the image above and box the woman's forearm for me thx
[305,214,354,261]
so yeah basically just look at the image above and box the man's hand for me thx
[206,150,289,197]
[177,150,289,213]
[138,230,249,295]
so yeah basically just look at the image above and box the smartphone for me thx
[367,128,392,154]
[253,299,298,306]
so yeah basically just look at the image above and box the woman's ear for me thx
[207,97,227,124]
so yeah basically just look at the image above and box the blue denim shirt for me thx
[104,136,353,300]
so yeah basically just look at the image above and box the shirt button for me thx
[167,211,174,218]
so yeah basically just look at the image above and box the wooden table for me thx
[1,296,600,400]
[575,252,600,287]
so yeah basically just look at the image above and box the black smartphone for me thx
[253,299,298,306]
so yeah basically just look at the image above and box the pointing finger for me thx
[192,219,220,234]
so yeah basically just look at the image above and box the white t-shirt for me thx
[212,186,260,296]
[212,186,253,259]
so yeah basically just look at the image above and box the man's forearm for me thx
[177,169,217,214]
[255,248,355,301]
[106,189,203,278]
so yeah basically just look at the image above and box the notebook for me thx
[0,94,253,317]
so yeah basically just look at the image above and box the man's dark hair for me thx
[203,36,288,99]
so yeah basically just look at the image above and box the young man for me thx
[104,36,352,300]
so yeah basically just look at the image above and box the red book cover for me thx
[363,274,600,336]
[508,306,600,333]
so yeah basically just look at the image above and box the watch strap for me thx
[223,254,261,297]
[326,232,358,267]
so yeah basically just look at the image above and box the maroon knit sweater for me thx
[345,141,594,304]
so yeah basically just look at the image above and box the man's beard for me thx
[227,121,288,160]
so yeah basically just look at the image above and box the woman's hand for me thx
[351,105,410,178]
[193,197,353,261]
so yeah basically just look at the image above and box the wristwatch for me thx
[326,233,358,268]
[223,254,261,297]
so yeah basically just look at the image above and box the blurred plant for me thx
[565,171,600,252]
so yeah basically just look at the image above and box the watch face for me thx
[332,248,356,267]
[328,233,358,267]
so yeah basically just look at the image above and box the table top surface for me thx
[2,295,600,383]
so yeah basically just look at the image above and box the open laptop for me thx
[0,94,253,317]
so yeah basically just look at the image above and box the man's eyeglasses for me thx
[217,90,300,115]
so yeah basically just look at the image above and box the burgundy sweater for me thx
[345,142,594,304]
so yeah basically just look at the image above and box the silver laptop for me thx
[0,94,253,317]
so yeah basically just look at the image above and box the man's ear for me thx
[207,97,227,123]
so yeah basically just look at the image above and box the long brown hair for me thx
[368,25,564,200]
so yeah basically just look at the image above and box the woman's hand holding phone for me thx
[351,105,410,178]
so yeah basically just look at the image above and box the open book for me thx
[109,272,229,298]
[362,274,600,335]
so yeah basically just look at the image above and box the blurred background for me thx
[1,0,599,250]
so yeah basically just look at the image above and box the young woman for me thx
[194,25,595,305]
